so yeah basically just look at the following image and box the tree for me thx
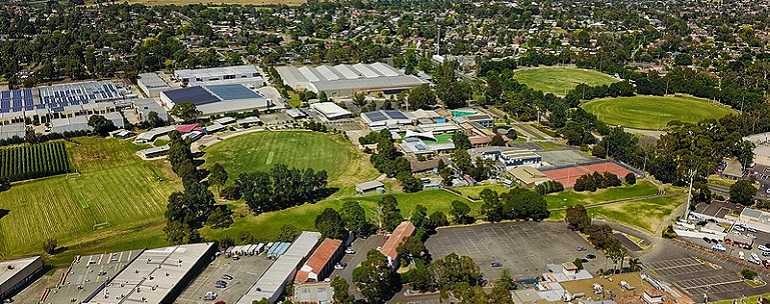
[605,241,627,273]
[341,201,374,237]
[0,177,10,192]
[427,211,449,231]
[565,205,591,232]
[170,102,201,122]
[452,132,472,150]
[208,163,228,189]
[353,92,367,107]
[146,111,166,128]
[315,208,348,240]
[742,269,758,280]
[730,180,757,206]
[205,205,233,228]
[408,84,437,110]
[318,91,329,103]
[43,238,57,254]
[397,171,423,193]
[331,276,355,304]
[397,235,427,265]
[490,134,506,146]
[163,220,201,245]
[206,205,233,228]
[625,173,636,185]
[602,172,622,187]
[277,224,300,242]
[410,205,428,229]
[480,189,503,222]
[88,115,117,136]
[403,260,435,291]
[450,200,473,224]
[379,195,404,231]
[501,188,550,221]
[353,250,400,303]
[431,253,482,291]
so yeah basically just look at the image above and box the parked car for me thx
[712,244,726,252]
[585,254,597,260]
[758,244,770,252]
[734,225,746,232]
[576,246,586,251]
[490,261,502,268]
[345,248,356,254]
[334,263,346,270]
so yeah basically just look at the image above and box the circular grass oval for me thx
[513,67,619,96]
[581,95,735,130]
[204,131,377,186]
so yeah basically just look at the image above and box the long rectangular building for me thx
[0,256,44,301]
[83,243,215,304]
[160,84,281,117]
[174,65,264,87]
[275,62,427,97]
[238,231,321,304]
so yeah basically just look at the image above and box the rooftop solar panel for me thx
[205,84,260,101]
[352,64,379,78]
[316,65,340,81]
[334,65,361,79]
[365,111,388,122]
[1,91,9,99]
[385,110,408,120]
[163,86,221,106]
[298,67,320,82]
[370,62,399,77]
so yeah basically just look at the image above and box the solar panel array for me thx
[164,84,265,106]
[363,110,410,122]
[365,111,388,122]
[384,110,408,120]
[0,81,124,114]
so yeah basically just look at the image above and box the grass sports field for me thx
[204,131,378,187]
[582,95,735,130]
[513,67,618,95]
[0,137,179,259]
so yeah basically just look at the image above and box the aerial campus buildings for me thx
[159,84,283,117]
[275,62,427,97]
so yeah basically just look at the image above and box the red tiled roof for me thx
[175,123,201,134]
[380,221,416,260]
[295,239,342,283]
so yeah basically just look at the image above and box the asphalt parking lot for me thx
[330,235,385,283]
[425,222,607,279]
[176,254,273,303]
[643,239,770,301]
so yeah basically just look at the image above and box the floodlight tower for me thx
[683,168,696,221]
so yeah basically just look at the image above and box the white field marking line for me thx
[681,279,744,290]
[648,258,703,270]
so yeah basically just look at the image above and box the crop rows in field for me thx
[0,142,72,181]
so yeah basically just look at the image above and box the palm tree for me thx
[629,258,642,272]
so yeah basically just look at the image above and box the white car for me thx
[739,251,745,260]
[758,245,770,252]
[734,225,746,232]
[712,244,726,252]
[345,248,356,254]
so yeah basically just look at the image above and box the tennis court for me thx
[541,161,631,188]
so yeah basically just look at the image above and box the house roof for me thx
[380,221,416,260]
[176,123,202,134]
[295,238,342,283]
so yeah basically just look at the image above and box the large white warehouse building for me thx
[275,62,427,97]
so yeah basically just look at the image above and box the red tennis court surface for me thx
[541,162,631,188]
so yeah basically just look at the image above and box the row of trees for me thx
[565,205,636,274]
[479,188,550,222]
[235,164,329,214]
[573,172,626,192]
[163,131,222,244]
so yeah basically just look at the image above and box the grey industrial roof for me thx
[276,63,427,93]
[0,256,41,287]
[0,122,25,140]
[137,73,170,89]
[43,251,141,304]
[310,102,351,119]
[237,231,321,304]
[356,180,384,192]
[85,243,214,304]
[175,65,257,80]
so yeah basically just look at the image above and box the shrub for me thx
[742,269,758,280]
[219,184,242,200]
[625,173,636,185]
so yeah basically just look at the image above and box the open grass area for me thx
[545,181,659,209]
[123,0,305,6]
[513,66,619,96]
[452,184,511,200]
[204,131,378,187]
[582,95,735,130]
[0,137,180,259]
[547,181,685,233]
[201,189,473,242]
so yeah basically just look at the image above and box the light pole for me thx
[683,168,696,221]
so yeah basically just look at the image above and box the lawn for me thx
[203,131,378,187]
[0,137,179,259]
[201,189,473,242]
[545,181,659,209]
[546,182,686,233]
[513,67,619,96]
[582,95,735,130]
[453,184,511,200]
